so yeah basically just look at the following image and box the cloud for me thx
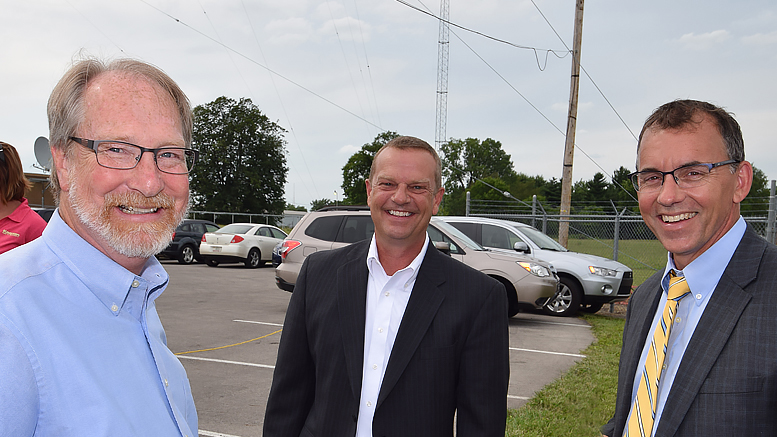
[339,144,360,154]
[742,30,777,45]
[265,17,314,45]
[676,30,730,50]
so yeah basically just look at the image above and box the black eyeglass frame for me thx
[629,159,741,192]
[69,136,199,175]
[0,143,5,163]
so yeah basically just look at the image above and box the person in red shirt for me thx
[0,141,47,254]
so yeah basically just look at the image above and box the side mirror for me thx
[434,241,451,256]
[513,241,530,253]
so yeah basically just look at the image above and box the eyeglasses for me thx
[629,159,740,192]
[69,137,199,175]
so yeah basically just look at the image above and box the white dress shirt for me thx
[355,234,430,437]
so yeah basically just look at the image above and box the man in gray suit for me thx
[263,136,509,437]
[602,99,777,436]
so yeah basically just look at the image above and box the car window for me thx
[449,222,478,243]
[179,224,191,232]
[482,224,515,250]
[337,216,374,243]
[205,224,220,232]
[257,227,272,237]
[192,223,204,233]
[427,224,463,255]
[270,228,287,239]
[218,224,254,234]
[305,216,344,242]
[514,225,568,252]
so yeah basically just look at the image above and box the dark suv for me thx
[158,219,220,264]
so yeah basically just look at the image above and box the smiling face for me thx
[637,114,752,269]
[53,71,190,272]
[366,146,444,257]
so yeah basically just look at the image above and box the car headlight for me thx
[589,266,617,277]
[518,261,551,277]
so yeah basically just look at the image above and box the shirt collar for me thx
[366,233,430,279]
[662,216,747,303]
[43,209,169,315]
[6,198,31,223]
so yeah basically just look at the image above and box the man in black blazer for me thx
[264,136,509,437]
[602,100,777,436]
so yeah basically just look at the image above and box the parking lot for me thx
[155,260,594,437]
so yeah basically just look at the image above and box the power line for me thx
[138,0,385,132]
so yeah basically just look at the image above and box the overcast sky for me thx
[2,0,776,209]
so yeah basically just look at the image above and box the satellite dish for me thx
[34,136,51,172]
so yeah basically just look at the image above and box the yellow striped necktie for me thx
[625,270,691,437]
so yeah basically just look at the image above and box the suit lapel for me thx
[377,243,446,407]
[656,227,764,435]
[337,241,370,401]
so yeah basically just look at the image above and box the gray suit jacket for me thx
[263,240,509,437]
[603,225,777,436]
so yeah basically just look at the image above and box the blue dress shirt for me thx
[0,210,197,436]
[627,216,746,435]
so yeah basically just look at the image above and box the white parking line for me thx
[178,355,275,369]
[507,395,531,400]
[509,347,586,358]
[233,319,284,327]
[199,430,244,437]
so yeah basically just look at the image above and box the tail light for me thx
[230,235,244,243]
[201,234,207,242]
[171,232,176,241]
[280,240,302,259]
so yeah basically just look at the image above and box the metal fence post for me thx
[768,180,776,244]
[532,195,537,229]
[466,191,470,217]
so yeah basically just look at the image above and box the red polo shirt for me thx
[0,198,47,254]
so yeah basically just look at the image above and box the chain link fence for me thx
[465,188,777,287]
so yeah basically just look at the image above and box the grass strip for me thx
[505,314,625,436]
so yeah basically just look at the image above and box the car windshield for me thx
[516,225,568,252]
[216,224,254,235]
[431,219,486,251]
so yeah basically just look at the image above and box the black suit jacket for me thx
[263,240,509,437]
[603,225,777,436]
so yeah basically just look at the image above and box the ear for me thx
[432,186,445,215]
[51,145,72,193]
[733,160,753,204]
[365,178,372,205]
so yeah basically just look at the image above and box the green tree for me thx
[285,203,307,212]
[310,198,335,211]
[190,97,288,215]
[439,137,517,215]
[341,131,400,205]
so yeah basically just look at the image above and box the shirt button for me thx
[384,292,390,297]
[378,327,384,333]
[675,316,682,323]
[164,379,169,387]
[695,294,702,300]
[372,364,378,370]
[132,280,140,288]
[111,304,119,312]
[662,364,667,370]
[366,401,372,407]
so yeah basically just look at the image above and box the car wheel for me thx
[206,259,219,267]
[580,302,604,313]
[489,275,520,318]
[245,248,262,268]
[177,244,196,265]
[542,277,581,317]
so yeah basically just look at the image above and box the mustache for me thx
[103,191,175,211]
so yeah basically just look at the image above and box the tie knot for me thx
[668,270,690,300]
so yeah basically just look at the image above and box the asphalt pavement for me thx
[155,260,594,437]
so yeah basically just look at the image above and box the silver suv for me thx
[439,216,633,316]
[275,208,559,317]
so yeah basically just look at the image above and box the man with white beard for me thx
[0,58,199,436]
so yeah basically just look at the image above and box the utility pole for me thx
[558,0,585,247]
[435,0,450,151]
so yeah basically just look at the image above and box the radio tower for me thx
[434,0,450,151]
